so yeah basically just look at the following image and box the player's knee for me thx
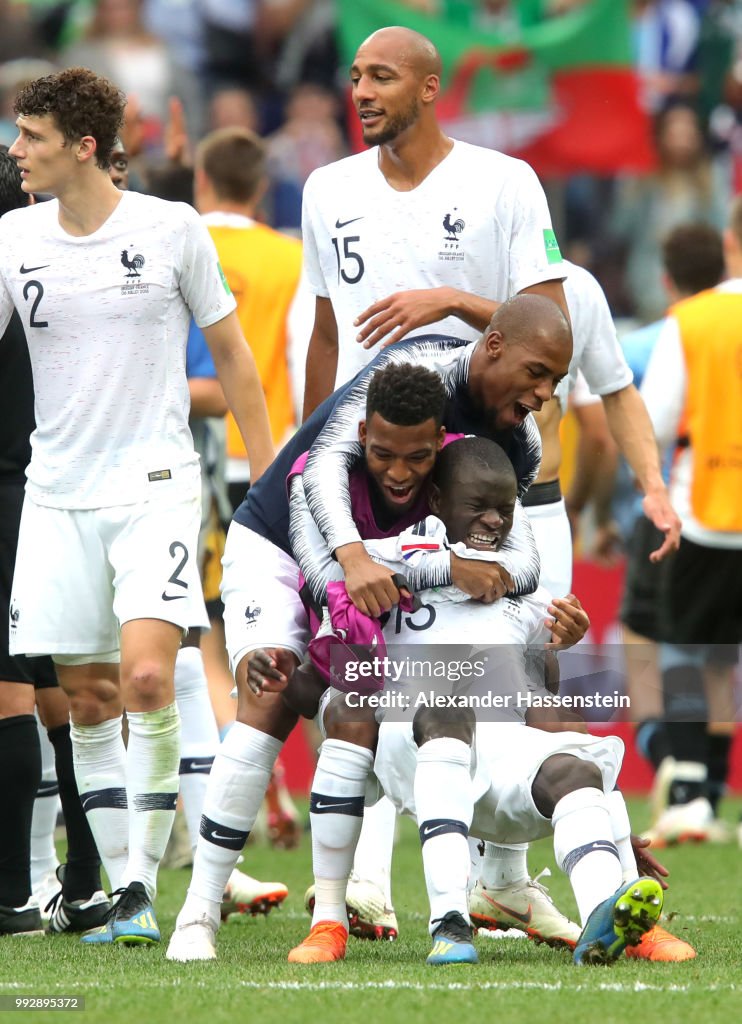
[67,684,122,726]
[121,658,171,708]
[531,753,603,819]
[236,687,298,742]
[325,697,378,750]
[412,705,475,747]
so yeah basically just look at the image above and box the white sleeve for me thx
[507,160,566,294]
[569,269,633,397]
[301,174,330,299]
[640,317,686,450]
[177,205,236,328]
[570,370,601,409]
[286,269,315,423]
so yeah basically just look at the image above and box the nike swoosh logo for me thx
[187,762,211,772]
[81,795,97,809]
[20,263,50,274]
[209,831,237,842]
[483,895,533,926]
[314,801,355,810]
[335,217,363,229]
[161,592,186,601]
[423,824,447,837]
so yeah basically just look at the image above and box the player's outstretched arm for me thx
[354,287,499,351]
[302,296,339,420]
[203,311,275,482]
[601,383,681,561]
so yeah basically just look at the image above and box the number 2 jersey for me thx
[302,140,566,385]
[0,191,236,509]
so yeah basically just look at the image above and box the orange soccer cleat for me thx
[625,924,697,961]
[288,920,348,964]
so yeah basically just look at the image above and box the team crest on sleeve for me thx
[120,247,149,295]
[439,211,465,263]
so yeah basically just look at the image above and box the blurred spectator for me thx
[268,0,339,94]
[0,58,56,146]
[200,0,265,93]
[209,87,260,133]
[267,83,346,190]
[62,0,177,147]
[610,101,728,321]
[142,0,208,139]
[0,1,49,63]
[633,0,704,113]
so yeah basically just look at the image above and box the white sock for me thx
[30,720,60,889]
[415,737,473,933]
[552,786,622,925]
[605,789,639,882]
[310,739,373,927]
[351,794,397,906]
[185,722,282,910]
[479,842,529,890]
[71,716,129,892]
[123,703,180,898]
[174,647,219,850]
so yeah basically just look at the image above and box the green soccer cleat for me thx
[573,878,664,966]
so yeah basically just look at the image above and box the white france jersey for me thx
[0,191,236,509]
[554,259,633,413]
[302,140,565,386]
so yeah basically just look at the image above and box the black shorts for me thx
[619,516,664,641]
[0,480,57,688]
[658,535,742,663]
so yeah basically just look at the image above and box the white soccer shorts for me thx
[221,521,310,675]
[527,498,573,597]
[9,484,207,658]
[374,719,623,846]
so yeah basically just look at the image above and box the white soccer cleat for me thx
[221,869,288,920]
[304,873,399,941]
[33,870,62,924]
[469,870,581,950]
[642,796,717,848]
[166,917,218,962]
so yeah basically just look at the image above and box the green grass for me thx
[1,799,740,1024]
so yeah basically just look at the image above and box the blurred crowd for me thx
[0,0,740,321]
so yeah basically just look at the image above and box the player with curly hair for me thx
[1,66,273,947]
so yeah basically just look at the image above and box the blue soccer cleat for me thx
[426,911,478,965]
[111,882,160,945]
[80,882,160,946]
[573,878,664,965]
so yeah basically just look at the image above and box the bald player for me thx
[301,25,570,419]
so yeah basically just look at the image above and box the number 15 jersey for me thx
[301,140,565,386]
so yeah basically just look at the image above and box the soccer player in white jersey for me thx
[292,437,665,967]
[301,24,570,419]
[1,67,274,946]
[347,258,682,950]
[300,24,569,931]
[299,27,679,942]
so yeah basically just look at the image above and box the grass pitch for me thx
[1,799,740,1024]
